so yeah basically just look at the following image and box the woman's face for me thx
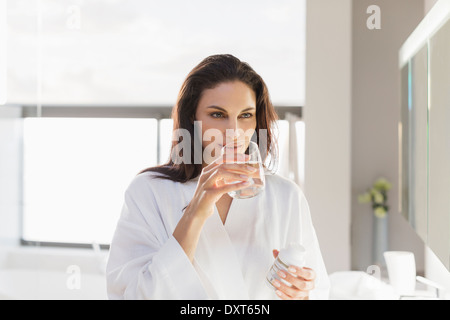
[195,81,257,165]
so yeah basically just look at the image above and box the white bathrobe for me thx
[106,171,330,300]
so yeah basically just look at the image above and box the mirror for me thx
[399,64,409,222]
[428,18,450,270]
[410,45,428,244]
[400,11,450,271]
[400,44,428,246]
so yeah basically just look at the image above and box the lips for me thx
[221,142,245,149]
[222,145,244,151]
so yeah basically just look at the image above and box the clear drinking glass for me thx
[221,140,265,199]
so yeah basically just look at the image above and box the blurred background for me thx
[0,0,449,299]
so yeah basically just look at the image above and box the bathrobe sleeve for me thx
[283,181,330,300]
[106,175,208,300]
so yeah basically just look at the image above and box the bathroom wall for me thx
[351,0,426,273]
[305,0,427,275]
[425,0,439,13]
[305,0,353,273]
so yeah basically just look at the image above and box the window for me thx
[0,0,6,104]
[275,118,305,189]
[159,119,174,165]
[21,115,303,246]
[23,117,157,245]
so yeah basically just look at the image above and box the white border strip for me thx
[399,0,450,68]
[0,0,6,105]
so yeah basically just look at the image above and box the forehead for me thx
[198,81,256,110]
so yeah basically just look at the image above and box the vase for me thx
[373,214,388,269]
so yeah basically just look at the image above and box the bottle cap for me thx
[278,243,306,267]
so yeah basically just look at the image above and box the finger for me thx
[200,168,251,193]
[219,152,251,164]
[205,153,250,170]
[210,153,250,168]
[277,270,315,291]
[215,180,252,194]
[200,153,230,174]
[202,179,252,202]
[274,288,291,300]
[202,154,252,175]
[272,250,279,259]
[272,280,309,300]
[288,266,316,281]
[210,169,251,187]
[203,164,258,187]
[219,163,258,175]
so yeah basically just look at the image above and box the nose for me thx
[224,118,243,144]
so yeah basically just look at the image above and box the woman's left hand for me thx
[271,250,316,300]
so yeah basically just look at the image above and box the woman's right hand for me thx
[174,153,258,262]
[184,153,257,221]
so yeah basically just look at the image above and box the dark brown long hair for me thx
[140,54,279,183]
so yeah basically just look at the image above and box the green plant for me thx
[358,177,392,218]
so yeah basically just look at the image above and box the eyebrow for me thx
[206,106,256,112]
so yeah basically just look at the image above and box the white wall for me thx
[305,0,352,274]
[351,0,426,273]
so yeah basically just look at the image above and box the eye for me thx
[240,113,254,119]
[210,112,225,119]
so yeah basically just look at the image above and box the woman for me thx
[106,54,330,300]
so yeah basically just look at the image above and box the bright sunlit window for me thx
[23,118,157,245]
[0,0,6,105]
[159,119,174,165]
[22,117,302,246]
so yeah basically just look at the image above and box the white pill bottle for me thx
[266,243,306,288]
